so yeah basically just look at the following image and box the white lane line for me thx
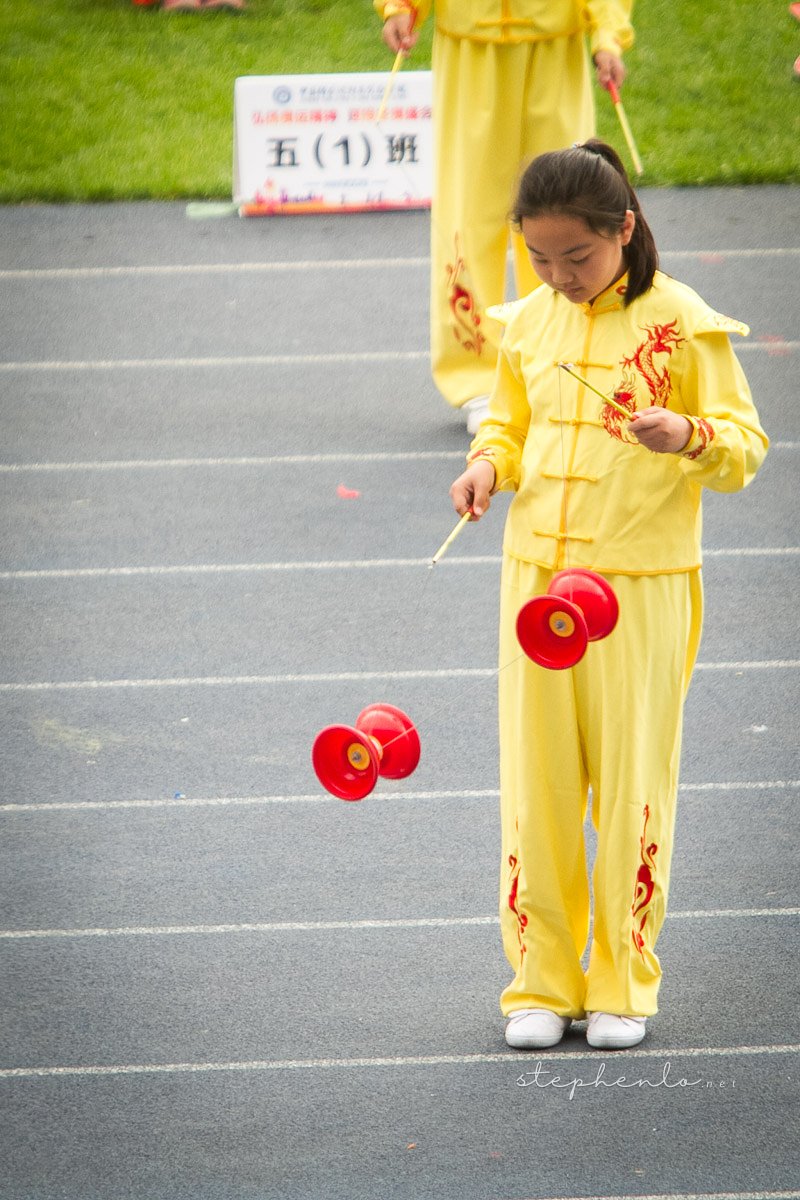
[0,351,429,371]
[0,661,796,693]
[1,247,797,279]
[667,907,800,920]
[0,450,465,474]
[0,667,495,692]
[0,446,795,474]
[678,780,800,793]
[666,246,800,258]
[0,788,497,813]
[703,546,800,555]
[0,258,430,280]
[1,916,497,940]
[1,780,797,815]
[0,548,796,581]
[0,556,500,580]
[506,1192,800,1200]
[0,344,793,372]
[693,660,800,671]
[1,907,797,942]
[0,1042,797,1081]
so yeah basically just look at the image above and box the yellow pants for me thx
[498,558,704,1018]
[431,33,595,408]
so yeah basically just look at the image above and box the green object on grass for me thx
[185,201,238,218]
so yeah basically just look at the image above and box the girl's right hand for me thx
[594,51,626,90]
[449,460,497,520]
[382,13,418,53]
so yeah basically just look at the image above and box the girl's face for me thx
[521,210,635,305]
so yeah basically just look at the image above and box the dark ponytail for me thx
[511,139,658,305]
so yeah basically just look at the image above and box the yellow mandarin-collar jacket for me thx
[374,1,634,55]
[467,272,769,576]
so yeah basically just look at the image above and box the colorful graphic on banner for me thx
[233,73,433,215]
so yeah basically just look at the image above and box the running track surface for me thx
[0,189,798,1200]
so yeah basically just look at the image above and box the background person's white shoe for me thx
[505,1008,571,1049]
[463,395,490,435]
[586,1012,647,1049]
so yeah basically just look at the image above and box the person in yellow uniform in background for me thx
[449,141,768,1051]
[375,1,634,432]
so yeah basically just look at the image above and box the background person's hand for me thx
[382,12,418,53]
[594,51,626,90]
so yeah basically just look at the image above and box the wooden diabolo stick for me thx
[558,362,633,420]
[430,510,472,567]
[376,49,406,123]
[376,9,417,125]
[607,81,644,176]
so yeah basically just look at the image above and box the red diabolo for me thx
[547,568,619,640]
[312,703,421,801]
[516,568,619,670]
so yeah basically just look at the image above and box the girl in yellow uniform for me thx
[449,141,768,1050]
[376,1,634,427]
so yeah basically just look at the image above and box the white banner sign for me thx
[233,72,433,215]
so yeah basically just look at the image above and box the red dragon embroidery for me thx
[631,804,659,958]
[446,234,486,357]
[605,320,686,442]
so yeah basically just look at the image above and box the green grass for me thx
[0,0,798,201]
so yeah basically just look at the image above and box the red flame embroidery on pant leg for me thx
[631,804,659,958]
[508,854,528,961]
[445,234,486,357]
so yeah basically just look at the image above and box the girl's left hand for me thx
[627,408,693,454]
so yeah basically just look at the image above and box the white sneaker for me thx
[463,395,490,435]
[505,1008,571,1049]
[586,1012,647,1050]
